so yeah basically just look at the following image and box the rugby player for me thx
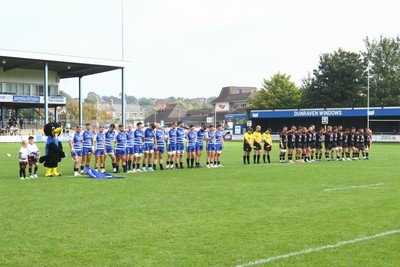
[279,126,288,163]
[315,127,324,161]
[195,125,206,168]
[154,123,166,170]
[364,128,372,160]
[126,124,135,172]
[143,123,156,172]
[176,121,185,169]
[94,126,106,173]
[166,121,177,170]
[115,124,127,173]
[69,125,82,176]
[287,126,296,163]
[205,125,216,168]
[81,123,94,173]
[133,122,145,172]
[214,124,224,167]
[105,124,117,173]
[186,124,197,168]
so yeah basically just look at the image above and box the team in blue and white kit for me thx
[68,121,225,175]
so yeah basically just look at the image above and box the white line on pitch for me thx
[323,183,384,192]
[233,229,400,267]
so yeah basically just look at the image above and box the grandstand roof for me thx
[0,49,128,78]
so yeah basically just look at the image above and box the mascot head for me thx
[43,122,62,137]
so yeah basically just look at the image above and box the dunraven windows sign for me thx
[250,108,400,119]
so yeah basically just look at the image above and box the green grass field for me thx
[0,142,399,266]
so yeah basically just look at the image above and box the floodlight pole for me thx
[367,62,370,129]
[121,0,125,61]
[121,68,126,125]
[44,61,49,124]
[79,76,83,127]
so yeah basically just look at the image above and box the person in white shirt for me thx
[27,136,40,178]
[19,141,29,180]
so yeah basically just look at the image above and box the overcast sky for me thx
[0,0,399,99]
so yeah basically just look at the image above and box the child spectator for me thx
[19,141,29,180]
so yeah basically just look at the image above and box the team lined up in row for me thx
[243,125,372,164]
[69,121,225,175]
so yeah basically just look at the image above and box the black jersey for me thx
[343,133,349,147]
[287,131,296,146]
[324,131,334,145]
[348,133,356,146]
[364,133,371,146]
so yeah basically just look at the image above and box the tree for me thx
[126,95,138,104]
[66,102,112,123]
[138,97,153,106]
[249,73,301,109]
[364,36,400,106]
[301,49,367,108]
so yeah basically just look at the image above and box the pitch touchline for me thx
[323,183,384,192]
[233,229,400,267]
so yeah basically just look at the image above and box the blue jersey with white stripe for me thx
[207,131,215,144]
[126,130,134,147]
[82,130,93,148]
[115,131,127,150]
[196,129,205,144]
[187,131,197,147]
[155,129,165,147]
[134,129,144,145]
[176,127,185,144]
[105,129,116,147]
[71,132,82,150]
[95,132,105,150]
[215,130,223,145]
[168,128,177,145]
[144,128,155,144]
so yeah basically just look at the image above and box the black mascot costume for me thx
[39,122,65,176]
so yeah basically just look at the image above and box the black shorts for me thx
[244,144,252,152]
[28,156,38,165]
[302,142,308,149]
[342,143,348,148]
[332,142,338,148]
[288,143,295,149]
[325,143,332,150]
[253,142,262,151]
[348,142,354,148]
[316,144,323,150]
[308,143,316,149]
[280,142,287,149]
[263,144,272,151]
[358,144,365,150]
[295,143,302,149]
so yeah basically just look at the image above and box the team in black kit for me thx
[279,125,372,163]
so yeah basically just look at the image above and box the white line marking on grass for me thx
[234,229,400,267]
[323,183,384,192]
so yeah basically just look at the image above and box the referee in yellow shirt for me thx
[253,125,262,164]
[262,128,272,163]
[243,127,254,164]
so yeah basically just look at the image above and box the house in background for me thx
[211,86,257,125]
[99,99,144,125]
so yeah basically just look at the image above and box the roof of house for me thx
[212,86,257,103]
[144,103,188,123]
[98,103,143,113]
